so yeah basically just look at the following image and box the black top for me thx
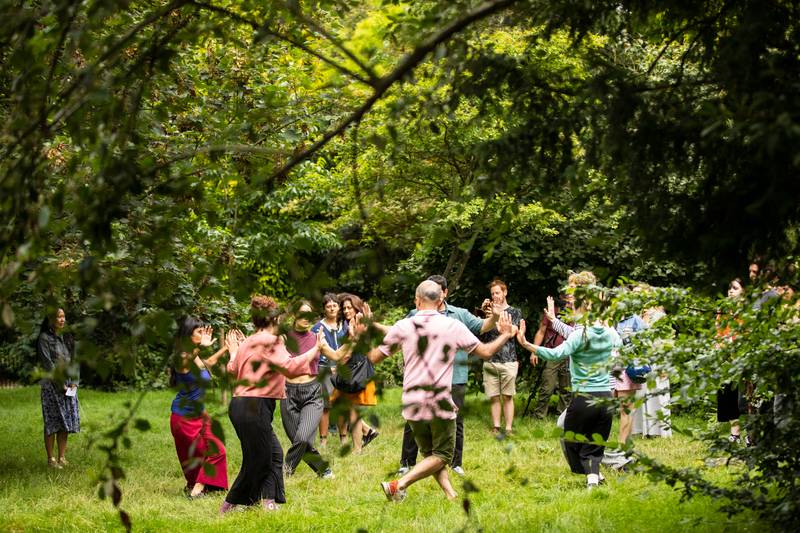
[481,306,522,363]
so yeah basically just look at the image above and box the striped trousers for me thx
[280,381,328,475]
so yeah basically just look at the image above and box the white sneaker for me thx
[451,466,466,476]
[320,468,335,479]
[397,466,410,476]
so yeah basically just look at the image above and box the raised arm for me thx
[517,319,540,365]
[197,326,229,368]
[479,299,501,334]
[548,313,574,340]
[472,311,518,360]
[362,302,391,334]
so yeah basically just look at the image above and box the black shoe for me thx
[362,429,379,448]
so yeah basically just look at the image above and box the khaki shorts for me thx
[483,361,519,397]
[408,418,456,465]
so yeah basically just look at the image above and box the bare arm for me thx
[517,319,540,365]
[362,302,390,334]
[320,339,351,362]
[367,346,391,364]
[472,311,517,360]
[479,299,501,334]
[532,320,547,346]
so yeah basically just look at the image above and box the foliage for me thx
[2,0,800,529]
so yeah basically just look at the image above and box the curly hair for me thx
[337,293,365,320]
[251,295,280,329]
[567,270,597,287]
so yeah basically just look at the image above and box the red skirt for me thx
[170,412,228,490]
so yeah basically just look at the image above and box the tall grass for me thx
[0,386,758,532]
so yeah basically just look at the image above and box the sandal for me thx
[362,429,379,449]
[48,457,63,469]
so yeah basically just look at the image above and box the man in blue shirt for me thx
[398,275,501,476]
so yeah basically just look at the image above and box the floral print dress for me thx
[38,331,80,435]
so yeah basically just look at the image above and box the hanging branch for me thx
[190,0,374,86]
[285,2,379,84]
[267,0,522,182]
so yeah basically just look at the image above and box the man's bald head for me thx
[416,280,443,304]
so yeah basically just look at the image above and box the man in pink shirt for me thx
[367,280,518,502]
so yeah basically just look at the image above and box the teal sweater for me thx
[536,325,622,392]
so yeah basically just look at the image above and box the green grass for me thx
[0,386,760,532]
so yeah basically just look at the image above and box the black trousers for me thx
[401,384,466,468]
[226,397,285,505]
[281,381,327,474]
[562,392,613,476]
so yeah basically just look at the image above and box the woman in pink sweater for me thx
[220,295,322,513]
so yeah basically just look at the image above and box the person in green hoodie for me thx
[517,294,621,489]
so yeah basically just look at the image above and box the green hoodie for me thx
[536,324,622,392]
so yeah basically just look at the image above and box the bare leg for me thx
[361,421,374,437]
[502,394,515,432]
[490,396,502,430]
[434,465,458,499]
[190,482,206,497]
[44,430,55,461]
[56,432,68,462]
[397,455,446,491]
[338,415,348,444]
[618,391,635,444]
[319,409,330,443]
[350,410,363,453]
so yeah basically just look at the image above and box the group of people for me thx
[35,262,789,510]
[715,260,797,446]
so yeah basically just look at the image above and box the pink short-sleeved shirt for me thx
[379,310,480,421]
[227,330,313,399]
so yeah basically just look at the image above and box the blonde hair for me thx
[567,270,597,287]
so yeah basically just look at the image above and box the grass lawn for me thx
[0,386,760,532]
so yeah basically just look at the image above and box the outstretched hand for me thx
[225,329,245,361]
[349,312,367,338]
[316,329,329,351]
[544,296,556,322]
[497,311,518,338]
[516,318,527,343]
[199,325,216,347]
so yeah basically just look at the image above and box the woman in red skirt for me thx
[170,316,233,499]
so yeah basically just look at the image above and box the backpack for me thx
[332,353,375,393]
[618,315,650,383]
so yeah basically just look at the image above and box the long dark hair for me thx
[337,292,365,322]
[39,308,74,355]
[171,316,204,386]
[174,316,204,354]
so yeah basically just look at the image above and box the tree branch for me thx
[189,0,373,86]
[268,0,521,182]
[286,3,379,83]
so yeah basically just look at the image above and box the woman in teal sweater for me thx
[518,309,621,489]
